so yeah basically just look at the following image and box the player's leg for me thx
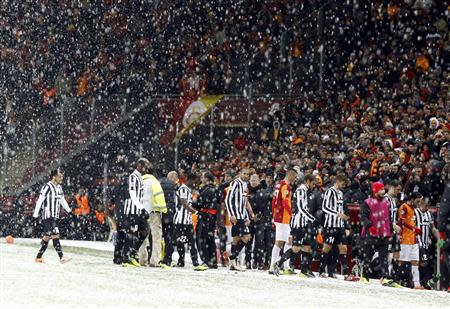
[244,223,255,269]
[360,236,376,282]
[319,228,335,276]
[188,224,200,267]
[411,244,421,288]
[36,235,50,262]
[253,221,265,269]
[206,216,217,268]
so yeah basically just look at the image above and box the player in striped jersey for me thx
[225,168,252,271]
[121,158,151,267]
[273,174,321,277]
[173,173,200,268]
[33,168,71,264]
[269,169,297,274]
[319,174,349,278]
[384,180,403,279]
[415,198,439,288]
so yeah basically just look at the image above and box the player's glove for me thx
[368,226,377,236]
[437,232,446,248]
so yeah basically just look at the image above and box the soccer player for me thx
[121,158,151,267]
[384,180,403,279]
[225,168,252,271]
[415,198,439,288]
[173,173,201,269]
[269,169,297,275]
[319,174,349,278]
[397,192,423,288]
[273,174,321,277]
[33,168,71,264]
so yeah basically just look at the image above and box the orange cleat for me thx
[60,256,70,264]
[35,257,45,263]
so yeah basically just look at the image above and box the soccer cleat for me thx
[273,263,281,277]
[414,286,426,290]
[230,259,243,271]
[176,260,186,267]
[328,273,338,279]
[194,264,209,271]
[319,272,328,278]
[60,256,70,264]
[381,278,403,288]
[282,268,296,275]
[299,271,315,278]
[359,275,370,284]
[122,261,139,268]
[344,274,360,282]
[35,257,45,263]
[122,258,140,267]
[159,263,171,270]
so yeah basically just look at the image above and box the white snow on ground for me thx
[1,238,449,309]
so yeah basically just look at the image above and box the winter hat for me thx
[371,182,385,197]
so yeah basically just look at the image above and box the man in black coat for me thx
[192,171,220,268]
[159,171,179,266]
[246,173,273,270]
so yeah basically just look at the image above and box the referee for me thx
[225,168,252,271]
[121,158,151,267]
[33,168,72,264]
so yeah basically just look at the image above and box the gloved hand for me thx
[437,232,446,248]
[414,227,422,235]
[368,226,377,236]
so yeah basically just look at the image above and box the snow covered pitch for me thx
[1,239,449,308]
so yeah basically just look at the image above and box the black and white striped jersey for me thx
[33,181,71,219]
[414,208,434,249]
[174,184,193,225]
[124,170,144,216]
[322,186,345,228]
[291,184,316,228]
[225,177,248,220]
[385,193,398,224]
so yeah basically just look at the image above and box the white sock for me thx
[226,244,231,256]
[283,243,292,270]
[412,265,420,287]
[270,245,281,271]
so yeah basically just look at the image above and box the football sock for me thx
[301,251,312,273]
[52,239,64,259]
[339,254,348,275]
[36,239,49,258]
[270,245,281,270]
[283,243,292,270]
[277,249,293,267]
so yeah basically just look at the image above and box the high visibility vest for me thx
[142,174,167,213]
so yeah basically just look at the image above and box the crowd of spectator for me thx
[0,0,449,270]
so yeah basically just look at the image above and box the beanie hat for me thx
[371,182,385,197]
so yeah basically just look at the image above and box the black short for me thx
[291,227,315,246]
[122,215,148,234]
[174,224,195,243]
[231,219,250,237]
[389,233,401,253]
[323,228,345,245]
[43,218,60,236]
[419,246,431,263]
